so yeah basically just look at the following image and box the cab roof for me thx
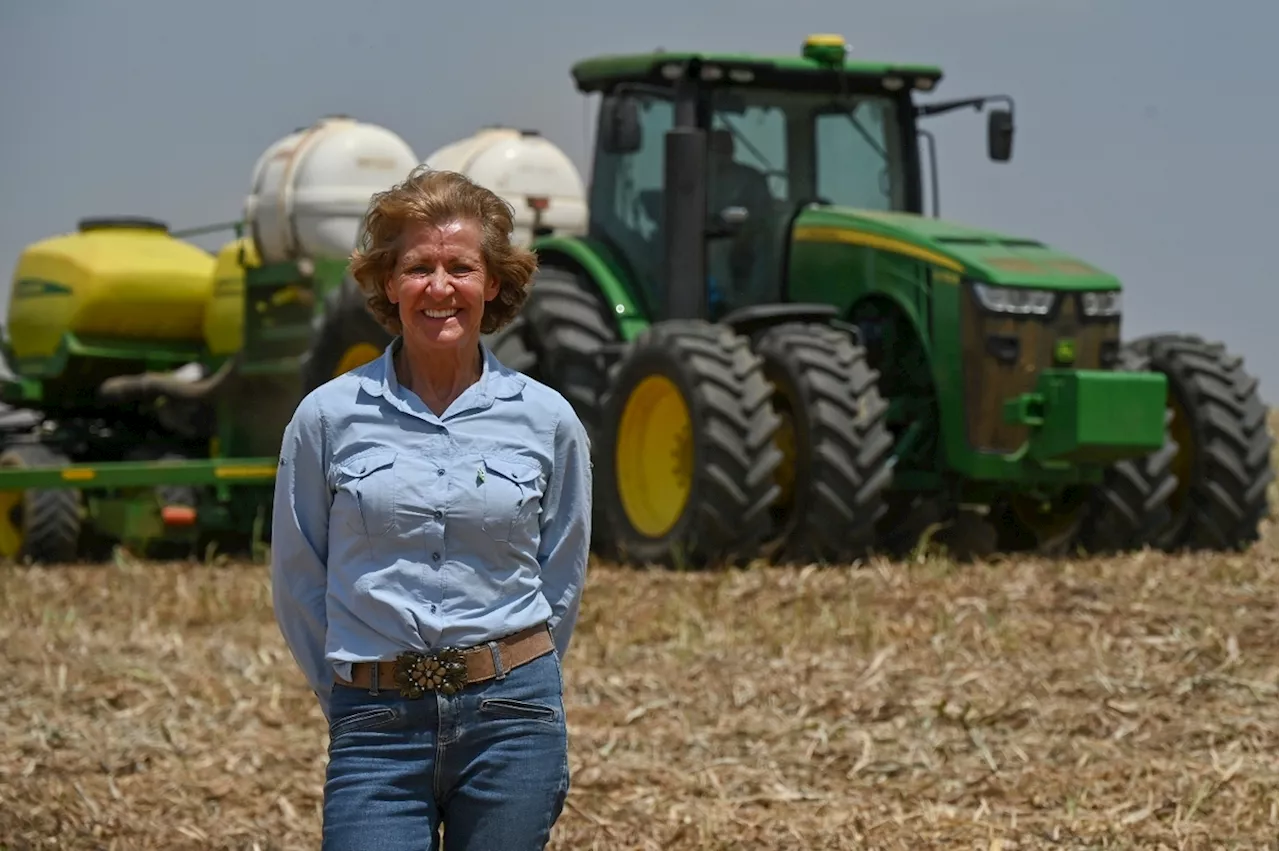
[570,48,945,95]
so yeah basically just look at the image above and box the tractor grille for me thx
[960,282,1121,453]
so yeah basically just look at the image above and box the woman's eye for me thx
[401,262,476,277]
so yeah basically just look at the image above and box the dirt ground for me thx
[1,510,1275,851]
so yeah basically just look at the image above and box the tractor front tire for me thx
[754,322,895,564]
[1128,333,1273,551]
[0,443,82,564]
[484,266,620,554]
[484,267,617,438]
[597,320,783,567]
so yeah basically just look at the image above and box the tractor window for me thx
[588,90,675,315]
[709,108,789,202]
[706,96,794,314]
[814,99,906,211]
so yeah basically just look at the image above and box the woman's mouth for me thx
[421,308,459,319]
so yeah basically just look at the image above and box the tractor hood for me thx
[795,206,1121,291]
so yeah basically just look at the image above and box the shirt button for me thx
[436,468,445,476]
[434,509,443,520]
[432,551,441,561]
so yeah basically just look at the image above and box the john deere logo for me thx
[13,278,72,299]
[1054,338,1076,364]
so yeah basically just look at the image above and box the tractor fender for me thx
[532,236,647,340]
[718,303,846,341]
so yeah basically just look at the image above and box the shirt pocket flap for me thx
[336,450,398,480]
[483,455,541,486]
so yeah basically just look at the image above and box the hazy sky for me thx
[1,0,1275,402]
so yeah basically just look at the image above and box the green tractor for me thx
[484,34,1273,566]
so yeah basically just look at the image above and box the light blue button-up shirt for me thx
[270,337,592,721]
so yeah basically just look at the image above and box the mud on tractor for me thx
[483,35,1273,566]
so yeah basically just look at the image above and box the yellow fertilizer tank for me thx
[7,217,216,360]
[203,236,259,357]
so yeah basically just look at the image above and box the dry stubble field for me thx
[1,434,1277,849]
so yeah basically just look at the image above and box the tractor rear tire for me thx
[484,266,620,554]
[484,267,617,438]
[1075,345,1179,555]
[300,276,392,396]
[0,443,81,564]
[597,320,783,567]
[754,322,895,563]
[1127,333,1273,551]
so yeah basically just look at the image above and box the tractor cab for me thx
[570,35,1010,325]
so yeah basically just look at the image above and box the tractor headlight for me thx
[1081,290,1122,317]
[971,282,1056,316]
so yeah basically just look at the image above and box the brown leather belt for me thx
[336,623,555,698]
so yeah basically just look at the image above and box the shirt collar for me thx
[358,336,527,419]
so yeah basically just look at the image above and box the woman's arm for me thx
[537,406,593,661]
[270,394,334,720]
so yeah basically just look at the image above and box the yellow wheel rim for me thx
[1167,390,1194,515]
[0,489,22,558]
[334,342,382,377]
[615,375,693,539]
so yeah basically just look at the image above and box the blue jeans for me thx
[321,649,570,850]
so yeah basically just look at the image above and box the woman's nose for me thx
[424,270,453,294]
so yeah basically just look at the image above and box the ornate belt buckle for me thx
[393,647,469,698]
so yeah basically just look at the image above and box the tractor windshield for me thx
[702,86,909,314]
[585,83,913,320]
[707,87,909,214]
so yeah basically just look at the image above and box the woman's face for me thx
[384,217,499,356]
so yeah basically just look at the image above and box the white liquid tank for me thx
[243,115,420,263]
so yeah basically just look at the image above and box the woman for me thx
[270,166,592,850]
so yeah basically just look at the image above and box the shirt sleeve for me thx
[537,405,593,661]
[270,393,334,722]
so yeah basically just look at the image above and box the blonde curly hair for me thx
[349,166,539,335]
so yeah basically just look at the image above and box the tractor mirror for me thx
[601,96,642,154]
[987,108,1014,162]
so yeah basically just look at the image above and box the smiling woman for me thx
[269,167,593,850]
[349,168,540,412]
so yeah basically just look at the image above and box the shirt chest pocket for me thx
[480,456,543,544]
[332,450,398,538]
